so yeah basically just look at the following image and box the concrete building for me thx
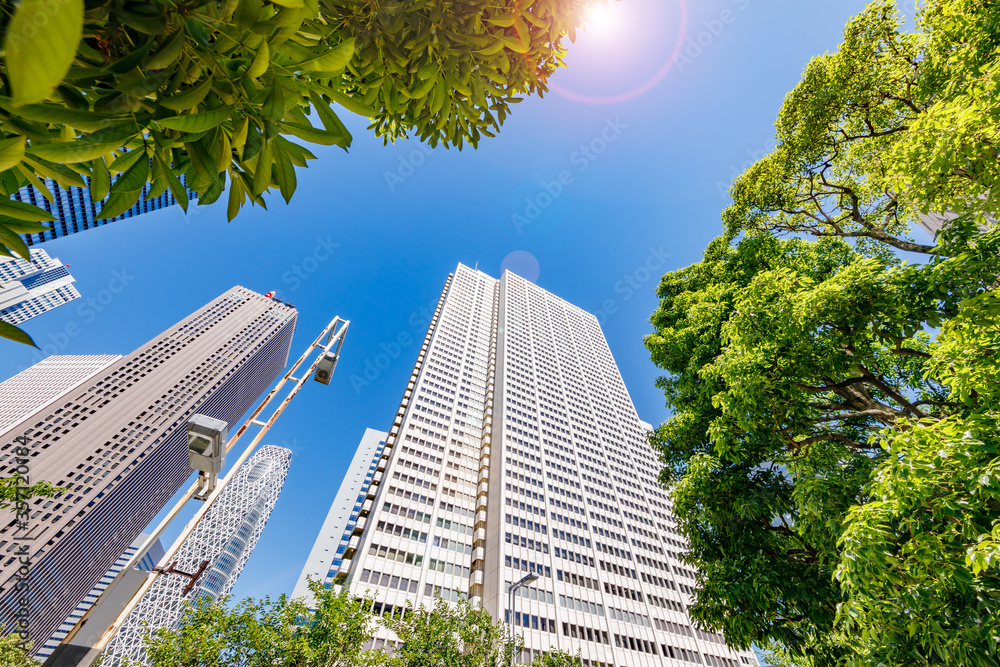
[0,249,80,325]
[323,264,759,667]
[35,534,164,661]
[294,428,388,603]
[0,286,297,653]
[0,355,121,434]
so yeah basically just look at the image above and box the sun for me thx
[583,3,618,33]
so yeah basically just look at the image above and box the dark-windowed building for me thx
[0,286,295,653]
[12,178,196,247]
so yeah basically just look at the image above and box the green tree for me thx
[0,0,598,344]
[643,226,999,661]
[835,287,1000,666]
[381,598,516,667]
[723,0,1000,256]
[0,635,34,667]
[144,581,580,667]
[144,581,374,666]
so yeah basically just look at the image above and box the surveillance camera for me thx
[315,350,338,385]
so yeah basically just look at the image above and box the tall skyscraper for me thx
[327,264,758,667]
[35,534,165,661]
[101,445,292,667]
[0,355,121,434]
[12,179,195,247]
[294,428,388,602]
[0,249,81,325]
[0,286,296,653]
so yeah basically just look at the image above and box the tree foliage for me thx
[0,0,596,260]
[723,0,1000,256]
[646,2,1000,661]
[143,580,580,667]
[0,635,34,667]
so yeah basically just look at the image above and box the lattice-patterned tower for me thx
[100,445,292,666]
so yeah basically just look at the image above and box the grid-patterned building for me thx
[0,355,122,434]
[294,428,388,602]
[330,264,759,667]
[35,533,165,661]
[101,445,292,667]
[12,178,195,247]
[0,249,81,325]
[0,286,296,654]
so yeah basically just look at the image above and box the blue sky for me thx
[1,0,933,603]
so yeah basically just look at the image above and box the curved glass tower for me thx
[100,445,292,667]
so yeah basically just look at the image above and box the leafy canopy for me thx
[723,0,1000,256]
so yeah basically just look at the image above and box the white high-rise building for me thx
[0,249,80,325]
[294,428,388,602]
[327,264,759,667]
[0,355,122,433]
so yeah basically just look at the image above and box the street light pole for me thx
[507,572,539,667]
[51,315,349,667]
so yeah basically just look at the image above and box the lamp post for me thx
[507,572,539,667]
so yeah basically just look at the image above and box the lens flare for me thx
[551,0,689,106]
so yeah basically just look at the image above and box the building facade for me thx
[294,428,388,603]
[35,534,164,661]
[0,355,122,434]
[101,445,292,667]
[13,178,194,247]
[329,264,758,667]
[0,286,297,653]
[0,249,81,325]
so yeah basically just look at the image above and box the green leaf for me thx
[262,83,285,124]
[13,104,116,129]
[278,121,348,147]
[112,152,150,193]
[28,140,124,164]
[298,38,354,73]
[22,156,86,188]
[90,158,111,202]
[156,154,188,212]
[108,147,148,173]
[272,141,296,203]
[309,93,352,148]
[3,0,84,105]
[156,106,234,132]
[0,217,49,234]
[227,170,245,220]
[0,321,37,348]
[95,188,142,219]
[0,136,26,172]
[0,198,55,222]
[269,0,304,7]
[246,40,269,79]
[0,221,32,261]
[159,77,214,112]
[252,141,272,195]
[147,29,186,70]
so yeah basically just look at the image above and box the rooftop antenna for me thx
[474,260,479,271]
